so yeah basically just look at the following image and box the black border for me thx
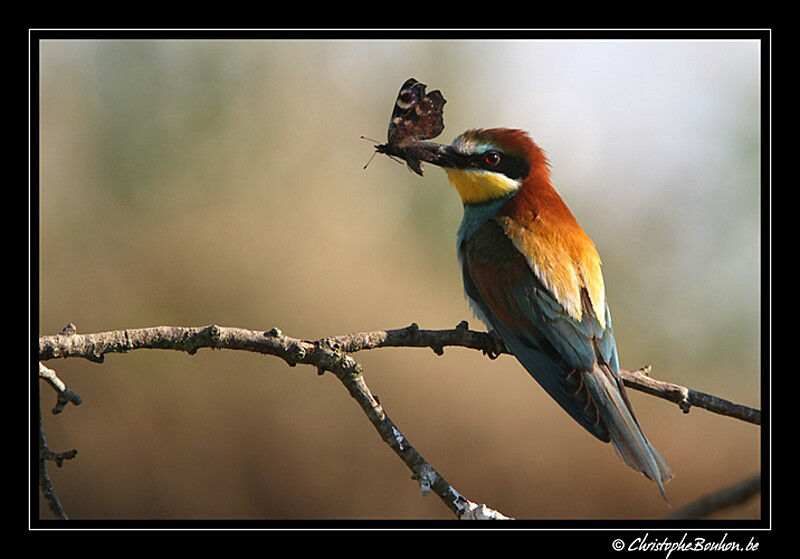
[30,28,771,544]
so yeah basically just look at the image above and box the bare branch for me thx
[39,362,83,414]
[37,322,760,519]
[38,323,514,519]
[38,323,760,424]
[305,323,762,425]
[38,394,76,520]
[326,350,512,519]
[668,473,761,519]
[459,502,514,520]
[618,366,760,426]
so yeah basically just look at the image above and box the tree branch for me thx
[43,322,756,423]
[38,391,77,520]
[321,351,512,519]
[667,473,761,519]
[39,362,83,414]
[37,321,760,519]
[38,323,514,519]
[320,322,761,425]
[617,366,761,426]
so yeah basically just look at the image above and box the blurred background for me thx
[37,38,761,520]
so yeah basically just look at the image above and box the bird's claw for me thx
[482,330,507,360]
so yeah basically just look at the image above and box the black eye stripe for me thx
[467,151,530,181]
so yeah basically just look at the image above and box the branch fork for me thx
[38,321,761,519]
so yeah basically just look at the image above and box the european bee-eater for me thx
[418,128,673,499]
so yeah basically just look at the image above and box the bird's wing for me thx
[460,218,615,441]
[461,219,673,495]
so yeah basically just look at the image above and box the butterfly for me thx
[373,78,447,176]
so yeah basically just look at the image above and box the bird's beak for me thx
[374,141,468,176]
[412,142,468,169]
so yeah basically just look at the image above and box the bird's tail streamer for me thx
[584,365,674,501]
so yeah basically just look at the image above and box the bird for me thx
[415,128,674,500]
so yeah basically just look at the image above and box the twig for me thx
[325,323,761,425]
[39,362,83,414]
[37,322,761,425]
[38,322,760,518]
[38,393,77,520]
[668,473,761,519]
[325,348,512,519]
[618,366,760,426]
[38,323,512,519]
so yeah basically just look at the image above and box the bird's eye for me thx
[484,151,501,166]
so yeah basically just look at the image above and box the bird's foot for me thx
[482,329,507,360]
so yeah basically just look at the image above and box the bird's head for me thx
[420,128,550,206]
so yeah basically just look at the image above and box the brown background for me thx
[38,39,761,520]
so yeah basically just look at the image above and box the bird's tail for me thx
[584,364,674,501]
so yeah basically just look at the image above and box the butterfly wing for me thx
[378,78,446,175]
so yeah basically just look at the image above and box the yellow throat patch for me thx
[445,168,521,205]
